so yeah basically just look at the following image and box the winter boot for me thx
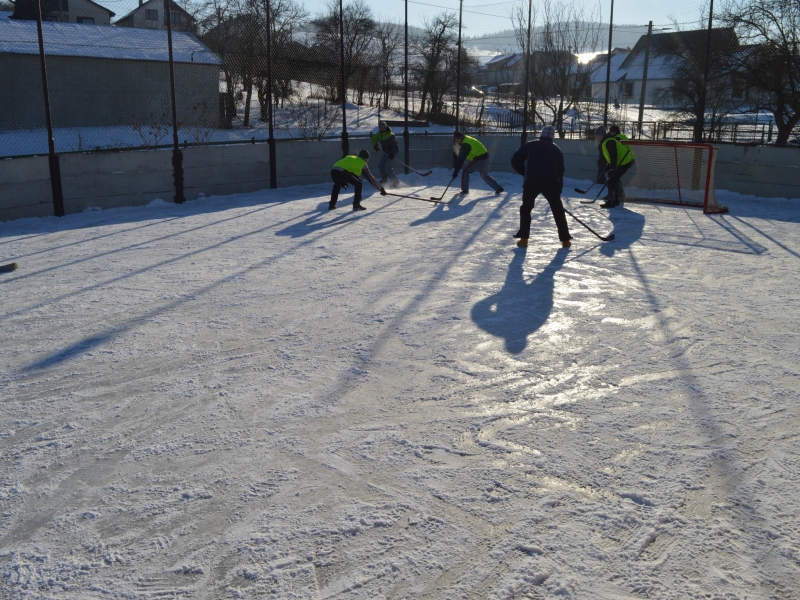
[561,239,572,248]
[353,202,366,211]
[328,202,337,210]
[516,238,528,248]
[495,187,504,195]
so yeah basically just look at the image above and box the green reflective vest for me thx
[601,134,635,166]
[370,128,394,147]
[462,135,488,160]
[333,155,367,176]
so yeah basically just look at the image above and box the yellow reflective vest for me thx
[462,135,488,160]
[602,134,634,166]
[333,155,367,176]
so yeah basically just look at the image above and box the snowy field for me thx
[1,171,800,599]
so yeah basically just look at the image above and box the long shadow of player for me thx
[274,201,369,238]
[598,203,645,257]
[408,192,479,227]
[471,246,570,354]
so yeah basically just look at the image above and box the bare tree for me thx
[311,0,377,104]
[374,21,403,110]
[654,27,740,141]
[721,0,800,145]
[529,0,602,137]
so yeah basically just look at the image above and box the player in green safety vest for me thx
[329,150,386,211]
[370,121,400,188]
[599,124,635,208]
[452,131,504,196]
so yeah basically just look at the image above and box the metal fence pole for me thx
[34,2,64,217]
[164,0,185,203]
[520,0,532,145]
[697,0,715,143]
[603,0,615,127]
[266,0,277,188]
[636,21,652,139]
[339,0,349,157]
[403,0,409,174]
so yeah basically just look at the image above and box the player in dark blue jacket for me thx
[509,125,572,248]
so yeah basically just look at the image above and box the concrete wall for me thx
[1,136,797,222]
[0,55,218,130]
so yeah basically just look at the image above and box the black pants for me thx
[517,181,571,242]
[607,161,633,202]
[330,169,363,206]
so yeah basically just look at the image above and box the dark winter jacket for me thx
[510,138,565,190]
[370,127,400,157]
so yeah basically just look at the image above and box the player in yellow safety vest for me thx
[599,124,635,208]
[452,131,504,196]
[329,150,386,211]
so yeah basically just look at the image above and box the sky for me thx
[98,0,710,38]
[2,169,799,598]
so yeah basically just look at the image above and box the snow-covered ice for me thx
[1,170,799,599]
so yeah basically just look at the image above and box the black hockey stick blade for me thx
[385,192,442,204]
[0,262,18,273]
[430,177,456,201]
[564,207,614,242]
[580,183,608,204]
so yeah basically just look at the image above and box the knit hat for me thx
[609,124,620,134]
[378,120,387,128]
[594,125,606,137]
[540,125,555,140]
[453,130,464,139]
[358,149,370,161]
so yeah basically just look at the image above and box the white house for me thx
[114,0,194,32]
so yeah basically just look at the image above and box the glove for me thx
[380,187,387,196]
[373,145,379,152]
[452,170,459,179]
[606,169,616,182]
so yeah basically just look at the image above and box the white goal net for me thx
[621,141,727,214]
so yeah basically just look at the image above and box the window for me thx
[170,11,181,24]
[145,9,158,21]
[76,16,94,24]
[624,82,634,98]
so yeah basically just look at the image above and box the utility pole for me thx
[455,0,463,133]
[697,0,715,142]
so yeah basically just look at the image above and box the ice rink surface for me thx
[2,170,799,599]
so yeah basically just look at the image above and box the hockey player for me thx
[329,150,386,211]
[452,131,504,195]
[600,124,635,208]
[370,121,400,188]
[509,125,572,249]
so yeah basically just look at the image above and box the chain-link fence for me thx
[1,0,798,161]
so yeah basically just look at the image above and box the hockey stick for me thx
[385,192,442,204]
[0,262,18,273]
[574,174,605,195]
[563,206,615,242]
[579,183,607,204]
[430,177,456,201]
[375,148,432,177]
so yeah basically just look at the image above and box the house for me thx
[114,0,194,32]
[14,0,115,25]
[0,15,220,130]
[589,28,741,108]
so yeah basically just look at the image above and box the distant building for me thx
[0,15,220,130]
[589,28,742,108]
[114,0,194,32]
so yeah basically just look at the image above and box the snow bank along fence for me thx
[1,137,798,222]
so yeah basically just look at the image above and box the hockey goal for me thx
[619,141,727,214]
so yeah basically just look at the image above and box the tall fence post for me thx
[403,0,409,174]
[339,0,349,157]
[34,2,65,217]
[603,0,615,127]
[266,0,277,188]
[636,21,652,139]
[164,0,184,203]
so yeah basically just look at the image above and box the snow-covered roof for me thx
[589,51,629,83]
[115,0,192,25]
[0,17,219,65]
